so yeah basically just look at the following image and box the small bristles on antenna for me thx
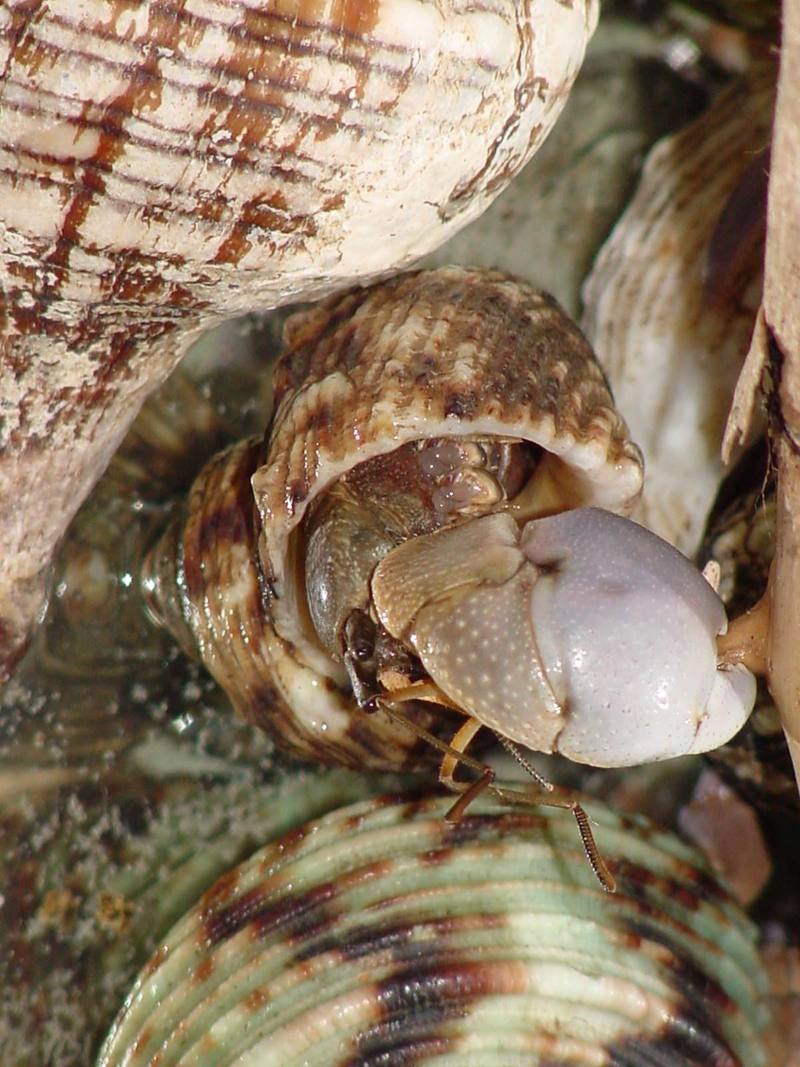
[493,731,554,791]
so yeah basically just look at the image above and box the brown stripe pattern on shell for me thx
[97,790,772,1067]
[0,0,598,680]
[254,266,643,597]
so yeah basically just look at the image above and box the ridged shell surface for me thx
[581,65,773,557]
[0,0,598,678]
[98,791,771,1067]
[254,267,643,614]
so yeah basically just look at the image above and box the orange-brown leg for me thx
[438,719,616,893]
[375,694,616,892]
[717,590,771,675]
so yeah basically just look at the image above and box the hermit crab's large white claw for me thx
[371,507,756,768]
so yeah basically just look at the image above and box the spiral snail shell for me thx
[0,0,598,678]
[97,789,773,1067]
[143,266,756,777]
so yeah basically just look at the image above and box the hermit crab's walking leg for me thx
[374,688,616,892]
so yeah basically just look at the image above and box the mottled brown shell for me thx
[253,267,644,671]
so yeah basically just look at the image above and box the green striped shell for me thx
[0,765,405,1067]
[98,791,771,1066]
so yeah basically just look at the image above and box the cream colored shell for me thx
[0,0,598,677]
[581,64,773,557]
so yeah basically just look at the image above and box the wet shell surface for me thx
[0,0,598,677]
[581,63,773,557]
[98,790,772,1067]
[0,762,405,1067]
[424,17,708,317]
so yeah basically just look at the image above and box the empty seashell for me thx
[0,0,599,677]
[582,63,773,557]
[97,790,773,1067]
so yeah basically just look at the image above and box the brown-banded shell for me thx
[144,266,644,769]
[581,63,773,557]
[0,0,599,678]
[97,789,773,1067]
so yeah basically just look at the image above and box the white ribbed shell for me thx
[581,65,773,557]
[0,0,598,674]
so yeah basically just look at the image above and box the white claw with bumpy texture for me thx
[372,506,756,768]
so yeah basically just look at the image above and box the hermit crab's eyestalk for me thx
[372,506,757,767]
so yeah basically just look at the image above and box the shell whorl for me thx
[146,267,643,770]
[255,267,644,614]
[0,0,598,677]
[97,791,772,1067]
[143,436,439,769]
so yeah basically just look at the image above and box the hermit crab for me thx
[0,3,791,1061]
[139,266,757,888]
